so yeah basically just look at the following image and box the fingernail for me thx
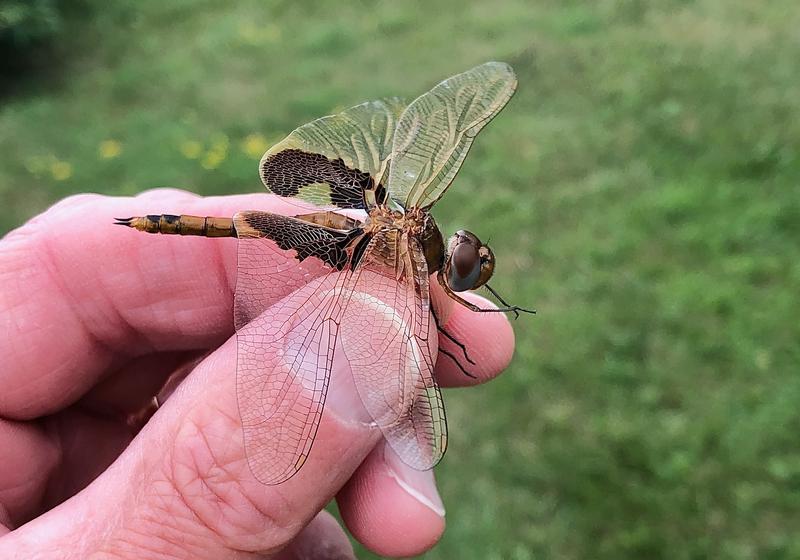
[383,444,446,517]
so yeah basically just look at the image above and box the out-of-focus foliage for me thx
[0,0,60,44]
[0,0,63,75]
[2,1,800,559]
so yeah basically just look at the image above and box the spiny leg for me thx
[114,214,236,237]
[438,347,477,379]
[437,274,536,319]
[431,303,477,378]
[432,304,477,367]
[484,284,536,319]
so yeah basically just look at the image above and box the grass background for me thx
[2,0,800,558]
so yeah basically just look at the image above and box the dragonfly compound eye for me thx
[446,230,491,292]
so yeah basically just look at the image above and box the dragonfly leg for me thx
[431,304,477,369]
[436,274,536,319]
[438,347,477,379]
[114,215,236,237]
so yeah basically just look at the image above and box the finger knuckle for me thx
[136,187,200,201]
[2,193,102,250]
[48,193,106,212]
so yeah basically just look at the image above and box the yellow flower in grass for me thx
[212,134,229,151]
[50,160,73,181]
[201,151,225,170]
[180,140,203,159]
[201,134,229,170]
[241,133,269,159]
[99,139,122,159]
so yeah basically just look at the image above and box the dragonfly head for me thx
[444,230,495,292]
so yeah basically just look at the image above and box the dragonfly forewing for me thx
[233,212,360,484]
[387,61,517,210]
[341,231,447,470]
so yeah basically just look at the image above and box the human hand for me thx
[0,190,515,559]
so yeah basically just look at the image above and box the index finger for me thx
[0,190,516,420]
[0,190,293,419]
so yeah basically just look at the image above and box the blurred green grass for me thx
[2,0,800,558]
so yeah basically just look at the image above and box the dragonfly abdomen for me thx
[114,214,236,237]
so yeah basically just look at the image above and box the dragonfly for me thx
[117,61,534,484]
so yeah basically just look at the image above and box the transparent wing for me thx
[387,61,517,209]
[234,212,357,484]
[233,209,445,481]
[259,98,406,210]
[341,230,447,470]
[234,210,359,273]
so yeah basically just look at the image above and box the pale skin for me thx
[0,189,516,559]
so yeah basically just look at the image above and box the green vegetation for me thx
[0,0,63,48]
[2,1,799,558]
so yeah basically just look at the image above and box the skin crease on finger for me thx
[0,420,59,526]
[0,270,458,558]
[0,192,517,558]
[0,190,285,420]
[0,191,511,420]
[0,333,383,560]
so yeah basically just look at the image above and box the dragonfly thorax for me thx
[364,204,404,231]
[362,205,445,274]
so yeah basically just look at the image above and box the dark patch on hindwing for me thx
[237,211,363,270]
[260,149,374,209]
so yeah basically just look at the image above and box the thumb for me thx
[0,315,383,558]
